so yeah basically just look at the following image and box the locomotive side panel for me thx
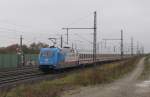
[59,48,79,68]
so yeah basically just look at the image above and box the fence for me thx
[0,54,39,69]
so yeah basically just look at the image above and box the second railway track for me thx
[0,66,44,88]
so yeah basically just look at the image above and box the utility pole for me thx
[140,46,143,55]
[113,45,116,53]
[20,35,24,66]
[121,29,124,58]
[67,28,69,45]
[102,29,124,59]
[62,11,97,62]
[62,28,69,45]
[131,37,134,56]
[72,43,74,49]
[142,46,144,55]
[104,40,107,48]
[93,11,97,62]
[97,42,100,54]
[20,35,23,53]
[137,41,139,55]
[61,35,63,48]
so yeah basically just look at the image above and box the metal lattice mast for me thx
[93,11,97,62]
[62,11,97,62]
[131,37,134,56]
[121,29,124,58]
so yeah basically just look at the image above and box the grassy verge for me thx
[1,57,140,97]
[139,55,150,80]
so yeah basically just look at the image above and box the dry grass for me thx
[0,57,140,97]
[140,55,150,80]
[73,57,139,86]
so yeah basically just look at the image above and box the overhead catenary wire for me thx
[73,33,93,44]
[66,12,93,27]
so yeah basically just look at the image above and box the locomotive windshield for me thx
[41,51,53,57]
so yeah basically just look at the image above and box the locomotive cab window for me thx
[41,51,53,57]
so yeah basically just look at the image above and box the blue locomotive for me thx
[39,46,79,71]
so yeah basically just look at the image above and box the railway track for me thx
[0,58,129,89]
[0,66,39,76]
[0,65,38,72]
[0,72,43,85]
[0,66,44,88]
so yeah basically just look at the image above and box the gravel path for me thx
[63,57,150,97]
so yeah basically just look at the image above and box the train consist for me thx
[38,46,126,72]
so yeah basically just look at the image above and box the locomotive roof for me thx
[40,47,76,53]
[40,47,60,51]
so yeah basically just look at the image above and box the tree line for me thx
[0,42,49,54]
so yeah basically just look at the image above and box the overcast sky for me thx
[0,0,149,53]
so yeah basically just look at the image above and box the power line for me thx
[102,29,124,59]
[73,33,93,44]
[62,11,97,63]
[66,12,93,26]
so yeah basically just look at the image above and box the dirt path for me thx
[63,57,150,97]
